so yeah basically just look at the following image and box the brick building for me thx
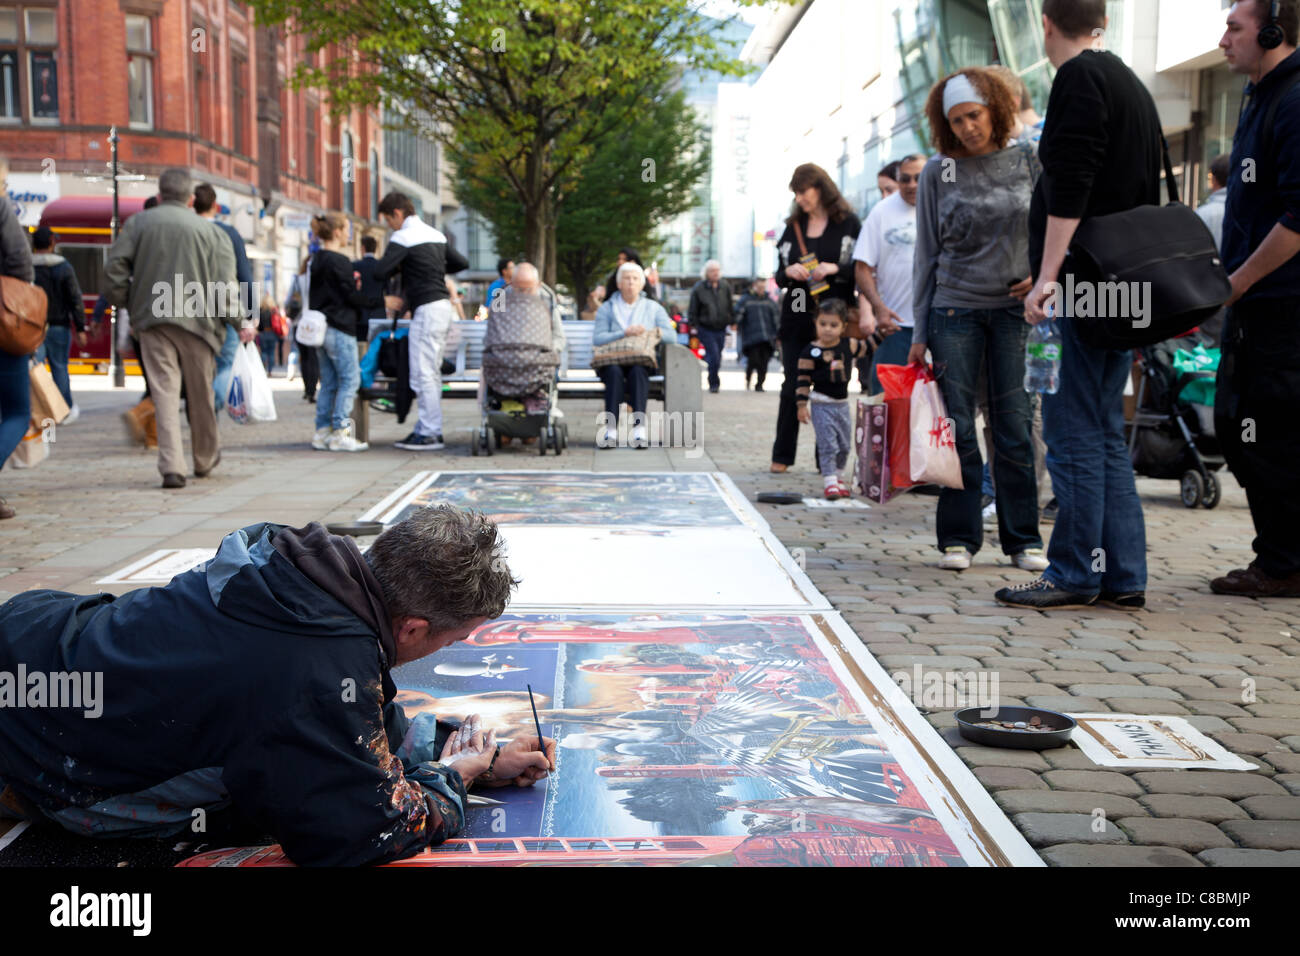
[0,0,384,302]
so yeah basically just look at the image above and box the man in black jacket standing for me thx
[996,0,1163,611]
[689,260,734,393]
[375,193,469,451]
[352,234,389,342]
[30,226,85,421]
[1211,0,1300,597]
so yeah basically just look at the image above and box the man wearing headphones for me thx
[1212,0,1300,597]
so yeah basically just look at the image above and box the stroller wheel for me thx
[470,426,480,457]
[549,425,562,456]
[1180,470,1205,509]
[1202,471,1221,509]
[484,427,495,457]
[537,427,549,456]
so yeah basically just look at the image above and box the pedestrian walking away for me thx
[735,278,780,391]
[194,182,256,414]
[29,225,85,422]
[0,154,35,520]
[689,260,735,393]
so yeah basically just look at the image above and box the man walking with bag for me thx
[30,226,85,422]
[1211,0,1300,597]
[106,168,252,488]
[374,192,468,451]
[996,0,1164,610]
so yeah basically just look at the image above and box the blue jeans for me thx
[926,306,1040,556]
[598,363,649,419]
[698,327,727,390]
[0,350,30,468]
[42,325,73,407]
[316,326,361,431]
[213,324,240,412]
[257,331,278,373]
[1041,311,1146,594]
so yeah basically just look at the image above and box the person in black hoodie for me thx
[0,506,555,866]
[30,226,85,420]
[996,0,1163,611]
[770,163,862,473]
[309,213,382,453]
[352,233,390,342]
[1210,0,1300,598]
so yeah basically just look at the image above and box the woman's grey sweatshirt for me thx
[911,142,1041,342]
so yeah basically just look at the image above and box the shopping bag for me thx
[909,368,963,489]
[855,398,899,504]
[226,342,254,424]
[29,360,70,429]
[876,363,927,490]
[4,425,48,469]
[244,343,277,423]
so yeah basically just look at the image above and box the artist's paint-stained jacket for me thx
[0,522,467,866]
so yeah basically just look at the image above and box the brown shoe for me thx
[0,498,14,520]
[770,463,789,474]
[195,452,221,478]
[162,473,187,489]
[1210,565,1300,598]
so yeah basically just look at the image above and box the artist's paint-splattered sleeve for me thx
[222,680,467,866]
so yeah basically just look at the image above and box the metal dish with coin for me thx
[325,520,387,538]
[954,706,1076,750]
[756,492,804,505]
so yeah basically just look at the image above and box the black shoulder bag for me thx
[1067,137,1230,350]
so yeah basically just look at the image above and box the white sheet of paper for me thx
[1069,713,1257,770]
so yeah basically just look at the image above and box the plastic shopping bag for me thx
[876,363,929,489]
[226,343,252,423]
[908,367,963,489]
[245,343,277,423]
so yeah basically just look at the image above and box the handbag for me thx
[792,219,865,338]
[594,303,662,368]
[0,276,48,356]
[1066,138,1230,349]
[293,259,326,347]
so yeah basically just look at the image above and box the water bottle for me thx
[1024,313,1062,394]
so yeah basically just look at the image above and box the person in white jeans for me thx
[409,298,454,441]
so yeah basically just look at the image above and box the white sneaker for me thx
[938,547,972,571]
[631,424,649,448]
[598,427,618,448]
[327,421,369,452]
[1013,549,1050,572]
[551,406,564,419]
[63,403,80,425]
[311,426,331,450]
[982,501,997,527]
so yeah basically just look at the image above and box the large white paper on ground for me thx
[1069,713,1258,770]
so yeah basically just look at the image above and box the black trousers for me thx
[300,345,319,399]
[772,328,815,465]
[743,342,774,388]
[1215,297,1300,577]
[598,363,649,420]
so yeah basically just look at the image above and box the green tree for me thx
[450,84,709,305]
[247,0,771,282]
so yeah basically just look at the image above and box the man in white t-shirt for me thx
[853,153,924,393]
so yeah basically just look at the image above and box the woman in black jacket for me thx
[308,213,381,452]
[771,164,862,472]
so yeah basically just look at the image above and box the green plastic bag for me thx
[1173,344,1220,406]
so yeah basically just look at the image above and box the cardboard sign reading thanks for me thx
[1070,714,1256,771]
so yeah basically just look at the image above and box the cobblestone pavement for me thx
[2,360,1298,866]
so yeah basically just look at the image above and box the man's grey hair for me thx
[365,505,517,633]
[702,259,722,278]
[616,261,646,284]
[157,168,192,202]
[511,261,539,288]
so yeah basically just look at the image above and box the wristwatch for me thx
[478,743,502,782]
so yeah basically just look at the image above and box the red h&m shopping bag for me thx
[909,367,963,489]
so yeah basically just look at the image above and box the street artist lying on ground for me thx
[0,505,555,865]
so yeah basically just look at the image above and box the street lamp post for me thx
[109,126,124,388]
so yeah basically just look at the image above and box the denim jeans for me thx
[598,363,650,419]
[316,326,361,431]
[0,350,30,468]
[43,325,73,407]
[213,324,240,412]
[698,327,727,390]
[257,331,278,373]
[1041,311,1146,594]
[926,306,1040,555]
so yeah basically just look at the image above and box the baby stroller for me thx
[1126,333,1226,509]
[471,286,569,457]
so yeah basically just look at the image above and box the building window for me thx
[305,101,318,184]
[370,147,379,217]
[0,4,58,122]
[231,51,248,155]
[125,14,154,128]
[342,131,354,213]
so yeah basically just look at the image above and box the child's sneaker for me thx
[824,479,842,501]
[837,478,853,498]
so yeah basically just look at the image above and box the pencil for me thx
[527,684,549,771]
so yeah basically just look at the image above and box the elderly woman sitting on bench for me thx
[592,261,677,449]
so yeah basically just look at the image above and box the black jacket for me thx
[310,250,381,339]
[689,279,735,331]
[0,522,467,866]
[352,254,390,323]
[1028,50,1163,278]
[0,196,32,282]
[31,253,85,330]
[1223,48,1300,302]
[775,212,862,339]
[373,217,468,310]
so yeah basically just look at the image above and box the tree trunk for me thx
[523,145,547,277]
[544,203,558,289]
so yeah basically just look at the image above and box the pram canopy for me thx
[482,286,560,398]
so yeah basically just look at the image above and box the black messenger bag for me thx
[1066,138,1231,350]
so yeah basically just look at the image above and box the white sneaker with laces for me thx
[598,427,618,448]
[938,547,972,571]
[982,501,997,526]
[631,424,649,448]
[311,426,331,450]
[1013,549,1050,572]
[327,421,369,452]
